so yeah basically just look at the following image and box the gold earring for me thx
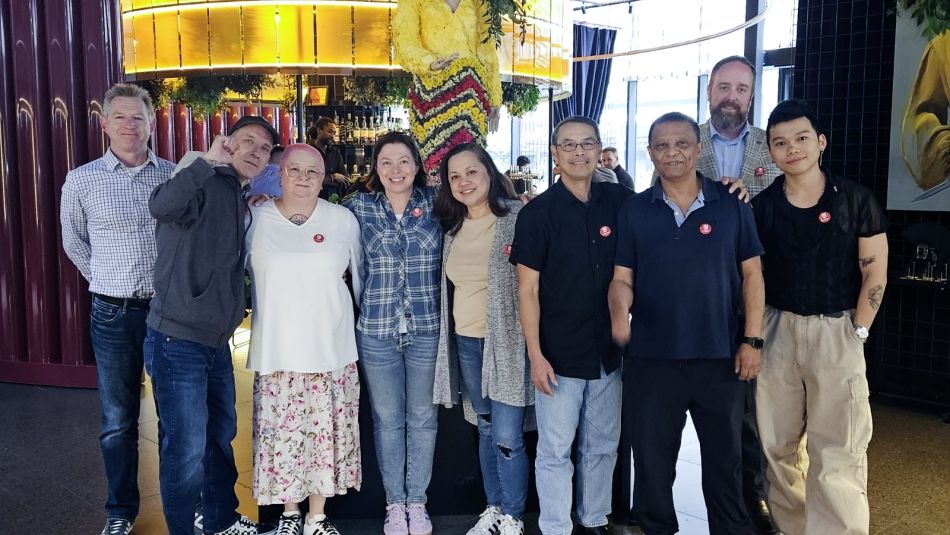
[819,150,824,166]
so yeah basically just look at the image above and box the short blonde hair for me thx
[103,83,154,117]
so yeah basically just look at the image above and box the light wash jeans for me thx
[535,368,621,535]
[357,330,439,505]
[456,335,529,519]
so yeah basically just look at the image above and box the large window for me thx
[486,0,799,192]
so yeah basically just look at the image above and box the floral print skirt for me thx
[252,362,362,504]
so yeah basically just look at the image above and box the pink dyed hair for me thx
[278,143,325,170]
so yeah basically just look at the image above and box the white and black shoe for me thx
[467,506,501,535]
[211,515,260,535]
[495,514,524,535]
[303,516,342,535]
[274,512,303,535]
[101,517,134,535]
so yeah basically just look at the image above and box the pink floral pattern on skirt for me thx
[252,362,362,504]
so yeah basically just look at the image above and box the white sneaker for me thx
[495,514,524,535]
[466,506,501,535]
[303,516,341,535]
[101,518,133,535]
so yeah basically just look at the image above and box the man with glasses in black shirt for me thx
[510,115,633,535]
[752,99,888,535]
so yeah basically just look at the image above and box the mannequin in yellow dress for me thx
[393,0,503,176]
[902,29,950,192]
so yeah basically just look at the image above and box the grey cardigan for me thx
[434,200,534,412]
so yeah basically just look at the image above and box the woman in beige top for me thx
[433,143,531,535]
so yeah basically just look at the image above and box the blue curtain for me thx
[553,24,618,126]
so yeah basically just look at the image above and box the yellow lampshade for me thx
[120,0,571,89]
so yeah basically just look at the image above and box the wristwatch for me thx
[741,336,765,349]
[854,324,869,342]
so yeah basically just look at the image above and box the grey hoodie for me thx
[146,155,248,348]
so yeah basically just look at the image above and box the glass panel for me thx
[759,65,780,127]
[763,0,798,49]
[510,100,551,193]
[486,107,513,176]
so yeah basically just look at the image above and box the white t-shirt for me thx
[245,199,364,374]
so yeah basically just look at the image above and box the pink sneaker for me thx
[407,504,432,535]
[384,503,409,535]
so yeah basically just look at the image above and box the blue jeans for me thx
[456,335,529,519]
[144,326,240,535]
[357,330,439,504]
[535,369,621,535]
[90,296,152,521]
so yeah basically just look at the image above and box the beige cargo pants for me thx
[756,306,872,535]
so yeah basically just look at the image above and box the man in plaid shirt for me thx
[60,83,174,535]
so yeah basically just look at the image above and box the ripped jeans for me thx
[456,335,529,518]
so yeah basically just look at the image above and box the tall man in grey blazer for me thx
[700,54,779,534]
[700,56,780,198]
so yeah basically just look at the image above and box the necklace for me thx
[783,173,826,200]
[288,213,308,226]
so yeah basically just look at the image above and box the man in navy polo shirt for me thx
[608,112,765,535]
[510,115,633,535]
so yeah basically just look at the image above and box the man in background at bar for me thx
[601,147,634,190]
[308,117,348,200]
[61,82,175,535]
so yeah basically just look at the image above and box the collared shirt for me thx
[509,180,634,380]
[752,171,888,315]
[661,188,706,227]
[709,121,751,179]
[61,148,175,298]
[615,177,763,373]
[346,186,442,339]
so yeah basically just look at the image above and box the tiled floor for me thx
[2,330,949,534]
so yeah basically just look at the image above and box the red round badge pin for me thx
[599,226,612,237]
[699,223,713,235]
[313,234,325,243]
[754,166,766,177]
[411,207,423,217]
[818,211,831,224]
[503,244,512,256]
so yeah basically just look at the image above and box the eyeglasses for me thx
[286,165,324,180]
[556,140,601,152]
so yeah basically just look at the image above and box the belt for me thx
[817,310,847,318]
[93,293,151,309]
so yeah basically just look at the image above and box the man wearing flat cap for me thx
[144,116,278,535]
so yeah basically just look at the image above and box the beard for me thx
[710,101,748,131]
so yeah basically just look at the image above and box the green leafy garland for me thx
[342,75,411,107]
[484,0,528,46]
[899,0,950,40]
[135,75,274,118]
[502,81,540,117]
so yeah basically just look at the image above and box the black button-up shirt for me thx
[510,180,633,380]
[752,172,888,315]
